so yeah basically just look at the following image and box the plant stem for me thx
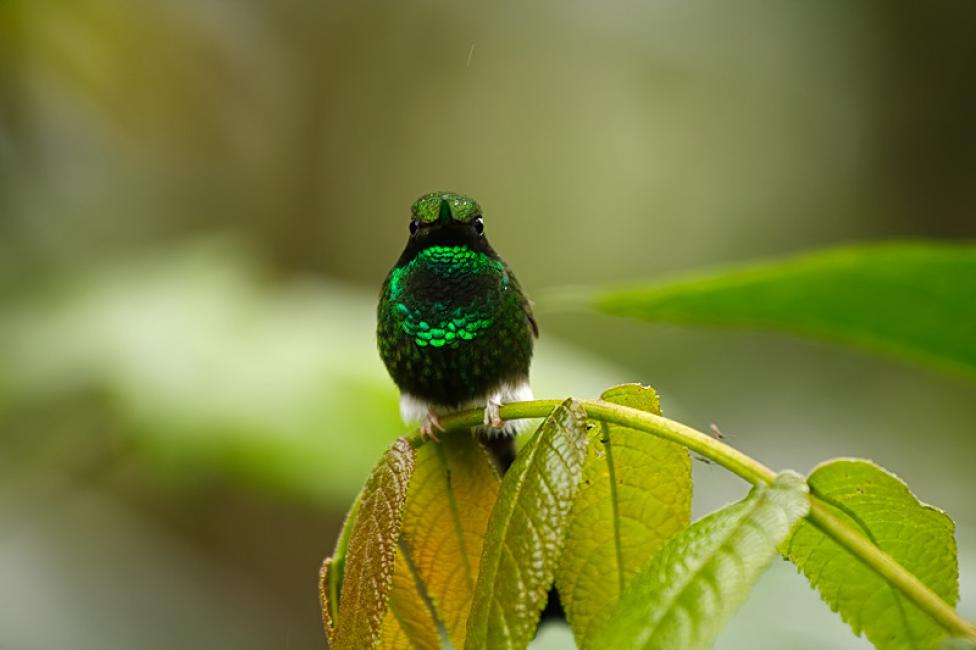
[427,398,976,643]
[806,499,976,641]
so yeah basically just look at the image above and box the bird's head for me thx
[410,191,483,232]
[396,191,495,264]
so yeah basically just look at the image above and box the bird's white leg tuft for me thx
[505,381,535,404]
[403,382,534,440]
[401,393,447,442]
[400,392,431,424]
[473,380,534,437]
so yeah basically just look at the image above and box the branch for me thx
[418,398,976,643]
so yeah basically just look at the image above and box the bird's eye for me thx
[409,219,419,235]
[473,217,484,235]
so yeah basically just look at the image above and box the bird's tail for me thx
[479,434,516,473]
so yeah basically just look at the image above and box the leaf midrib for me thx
[643,496,777,648]
[469,406,581,649]
[437,443,476,593]
[601,422,626,598]
[470,430,540,646]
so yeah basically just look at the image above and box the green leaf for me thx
[555,384,692,648]
[786,459,960,650]
[379,548,441,650]
[401,435,502,647]
[465,399,590,650]
[594,243,976,378]
[333,437,416,650]
[592,471,810,650]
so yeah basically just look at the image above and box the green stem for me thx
[424,398,976,643]
[805,500,976,641]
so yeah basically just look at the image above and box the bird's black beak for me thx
[438,198,452,225]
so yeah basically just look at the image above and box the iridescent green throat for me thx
[388,245,507,349]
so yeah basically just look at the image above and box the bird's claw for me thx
[420,411,445,442]
[483,400,503,429]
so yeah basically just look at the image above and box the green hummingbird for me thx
[377,191,537,441]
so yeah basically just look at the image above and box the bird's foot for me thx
[483,398,504,430]
[420,410,445,442]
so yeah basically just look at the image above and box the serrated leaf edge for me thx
[464,398,589,650]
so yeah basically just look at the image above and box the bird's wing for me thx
[525,299,539,338]
[503,264,538,339]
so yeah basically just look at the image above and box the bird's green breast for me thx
[387,246,507,348]
[378,244,533,406]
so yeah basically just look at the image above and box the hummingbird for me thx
[377,191,537,441]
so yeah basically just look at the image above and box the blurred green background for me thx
[1,1,974,648]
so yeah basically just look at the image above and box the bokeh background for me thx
[1,1,974,648]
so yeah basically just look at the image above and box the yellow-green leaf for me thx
[465,399,590,650]
[402,435,501,647]
[556,383,692,648]
[379,548,441,650]
[333,437,416,650]
[592,471,810,650]
[786,459,960,650]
